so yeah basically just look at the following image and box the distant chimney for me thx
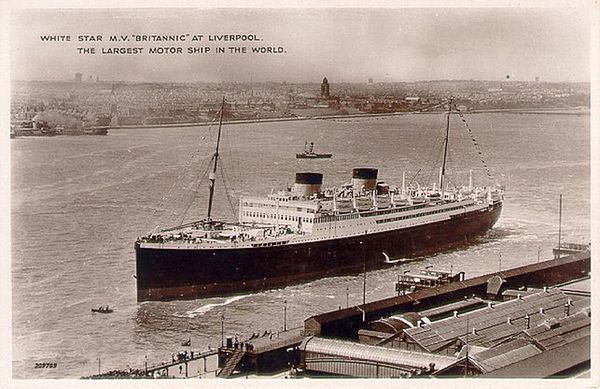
[517,294,522,300]
[453,311,458,318]
[539,307,545,314]
[525,314,530,329]
[487,302,494,309]
[471,328,477,335]
[507,317,513,325]
[564,303,570,317]
[543,286,548,293]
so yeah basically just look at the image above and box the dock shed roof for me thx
[467,311,591,377]
[469,338,542,374]
[405,288,589,352]
[418,297,485,320]
[300,336,457,373]
[523,310,590,350]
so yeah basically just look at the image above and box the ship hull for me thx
[136,202,502,301]
[296,153,333,159]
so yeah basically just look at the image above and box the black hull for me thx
[136,202,502,301]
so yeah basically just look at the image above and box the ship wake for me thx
[174,295,250,318]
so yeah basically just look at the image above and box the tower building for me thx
[321,77,330,98]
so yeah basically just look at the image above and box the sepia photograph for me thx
[1,1,597,387]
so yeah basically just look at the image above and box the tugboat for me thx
[296,141,333,159]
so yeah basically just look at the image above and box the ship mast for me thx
[207,97,225,222]
[439,98,452,198]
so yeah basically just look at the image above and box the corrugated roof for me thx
[300,336,457,371]
[501,289,543,298]
[370,317,411,333]
[524,310,591,351]
[558,277,591,296]
[474,332,590,377]
[470,338,542,373]
[418,297,485,319]
[405,288,590,352]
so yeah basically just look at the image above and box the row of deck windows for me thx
[314,213,359,224]
[242,210,313,223]
[360,203,431,218]
[242,202,316,213]
[313,204,456,224]
[375,205,465,224]
[252,240,289,248]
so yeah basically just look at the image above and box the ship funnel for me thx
[293,172,323,197]
[352,168,378,192]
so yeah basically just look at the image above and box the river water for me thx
[11,112,589,378]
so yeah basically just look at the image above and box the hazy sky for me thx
[10,7,591,83]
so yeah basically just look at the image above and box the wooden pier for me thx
[218,327,306,377]
[145,349,219,378]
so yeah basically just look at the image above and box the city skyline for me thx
[10,7,592,84]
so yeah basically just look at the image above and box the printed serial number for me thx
[34,363,57,368]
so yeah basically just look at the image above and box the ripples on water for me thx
[11,113,589,378]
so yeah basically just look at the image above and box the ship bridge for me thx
[239,195,319,234]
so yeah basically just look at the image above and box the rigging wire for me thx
[416,99,452,186]
[223,110,240,178]
[178,153,215,225]
[424,137,446,187]
[418,110,446,187]
[176,98,240,224]
[152,110,221,225]
[220,124,243,209]
[452,103,496,183]
[177,155,213,223]
[407,168,422,188]
[218,162,239,219]
[418,101,450,182]
[151,118,218,220]
[419,98,496,190]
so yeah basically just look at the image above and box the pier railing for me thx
[145,349,218,377]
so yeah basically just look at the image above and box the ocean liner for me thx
[135,99,503,301]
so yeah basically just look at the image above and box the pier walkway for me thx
[145,349,219,378]
[245,327,306,355]
[218,327,306,377]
